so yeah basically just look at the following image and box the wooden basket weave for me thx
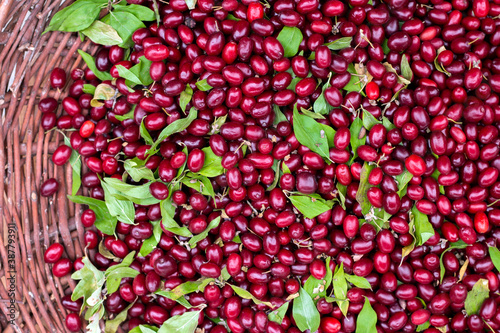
[0,1,107,331]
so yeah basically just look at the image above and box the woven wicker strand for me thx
[0,1,116,331]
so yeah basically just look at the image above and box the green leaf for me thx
[333,263,348,300]
[71,257,105,307]
[382,116,396,131]
[382,39,390,54]
[140,118,154,145]
[78,50,113,81]
[149,108,198,153]
[195,79,212,91]
[106,267,139,294]
[431,167,440,181]
[91,83,117,107]
[98,240,118,261]
[313,81,332,115]
[302,107,326,119]
[179,85,193,113]
[304,257,333,299]
[174,146,189,179]
[349,116,366,163]
[156,277,214,300]
[273,105,288,125]
[319,123,336,148]
[382,62,411,86]
[412,205,434,246]
[70,153,82,196]
[355,163,376,215]
[267,160,281,192]
[210,115,227,135]
[362,108,381,130]
[105,302,136,333]
[268,302,289,323]
[123,158,155,182]
[355,297,377,333]
[229,284,273,307]
[227,13,240,20]
[81,20,123,45]
[289,193,334,219]
[198,147,224,177]
[102,11,145,48]
[86,305,105,333]
[325,37,352,50]
[400,55,413,83]
[184,0,197,10]
[44,0,105,33]
[338,300,349,316]
[102,181,136,225]
[336,183,347,209]
[293,106,331,162]
[68,195,117,235]
[345,274,371,289]
[402,219,416,261]
[129,325,159,333]
[158,310,201,333]
[151,0,161,26]
[188,217,221,248]
[324,296,337,303]
[220,267,230,281]
[344,63,364,93]
[111,252,137,271]
[160,199,193,237]
[277,27,303,58]
[439,240,468,283]
[287,77,301,91]
[292,287,321,333]
[115,108,135,121]
[113,4,155,21]
[83,84,96,95]
[181,173,215,198]
[130,56,154,86]
[282,162,291,174]
[395,169,413,198]
[63,135,81,196]
[489,247,500,273]
[464,279,490,315]
[115,64,141,86]
[139,220,162,257]
[416,322,430,332]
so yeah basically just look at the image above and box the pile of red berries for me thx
[40,0,500,332]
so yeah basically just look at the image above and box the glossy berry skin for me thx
[321,317,341,333]
[149,182,170,200]
[366,82,380,100]
[405,155,426,176]
[52,258,72,277]
[50,68,66,89]
[52,145,72,166]
[81,209,96,228]
[39,1,500,331]
[79,120,95,138]
[40,178,59,197]
[187,149,205,172]
[44,243,64,263]
[65,313,82,332]
[247,3,264,22]
[474,212,489,234]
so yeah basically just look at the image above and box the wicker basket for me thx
[0,1,110,331]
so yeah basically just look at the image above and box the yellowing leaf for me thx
[464,279,490,315]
